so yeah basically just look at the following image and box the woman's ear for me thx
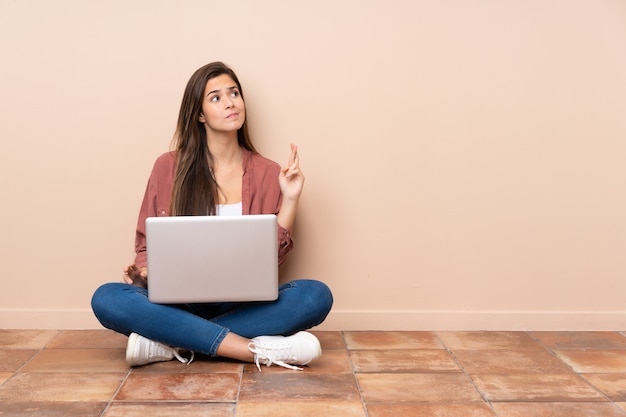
[199,112,206,123]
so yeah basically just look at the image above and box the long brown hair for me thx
[170,62,257,216]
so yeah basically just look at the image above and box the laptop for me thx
[145,214,279,303]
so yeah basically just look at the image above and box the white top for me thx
[217,202,243,216]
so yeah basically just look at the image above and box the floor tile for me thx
[239,373,360,402]
[580,373,626,401]
[3,329,623,416]
[471,373,605,401]
[236,401,367,417]
[132,357,243,374]
[103,402,236,416]
[0,330,59,349]
[0,372,13,384]
[312,331,346,350]
[302,349,354,373]
[115,372,240,401]
[531,331,626,350]
[0,349,38,371]
[350,349,460,373]
[492,402,626,417]
[357,373,483,403]
[344,331,442,350]
[0,401,107,417]
[0,372,125,402]
[554,349,626,373]
[20,348,128,373]
[366,403,497,417]
[47,329,128,349]
[437,331,542,350]
[453,348,573,374]
[244,349,353,374]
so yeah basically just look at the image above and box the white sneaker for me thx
[126,332,194,366]
[249,331,322,371]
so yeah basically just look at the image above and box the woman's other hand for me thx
[123,264,148,288]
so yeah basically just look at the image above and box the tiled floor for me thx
[1,330,626,416]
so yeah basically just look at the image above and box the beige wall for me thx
[1,0,624,330]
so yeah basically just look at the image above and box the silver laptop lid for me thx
[146,214,278,303]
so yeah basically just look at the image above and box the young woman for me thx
[91,62,333,370]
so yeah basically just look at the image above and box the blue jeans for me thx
[91,279,333,357]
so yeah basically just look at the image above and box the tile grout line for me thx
[99,365,134,417]
[527,331,626,409]
[433,330,502,417]
[341,330,371,417]
[1,329,63,389]
[17,329,63,373]
[233,362,245,416]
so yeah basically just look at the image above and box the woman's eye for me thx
[210,95,219,102]
[231,91,239,97]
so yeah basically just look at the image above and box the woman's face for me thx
[199,74,246,135]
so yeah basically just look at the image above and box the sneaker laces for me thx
[176,349,195,365]
[153,342,195,365]
[248,341,302,371]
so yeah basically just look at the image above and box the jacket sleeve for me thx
[277,216,294,266]
[244,151,295,266]
[134,153,175,268]
[267,170,295,266]
[133,171,157,268]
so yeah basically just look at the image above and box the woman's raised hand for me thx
[279,143,305,202]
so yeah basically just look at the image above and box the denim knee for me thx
[296,279,333,324]
[90,282,140,335]
[91,283,113,317]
